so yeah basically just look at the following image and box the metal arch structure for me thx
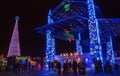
[36,16,88,41]
[36,0,89,67]
[80,19,120,45]
[50,0,88,22]
[36,0,120,66]
[98,19,120,63]
[98,19,120,38]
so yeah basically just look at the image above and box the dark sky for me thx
[0,0,120,57]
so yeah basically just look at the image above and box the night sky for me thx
[0,0,120,57]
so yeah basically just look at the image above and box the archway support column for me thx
[76,33,83,54]
[87,0,103,64]
[106,36,115,63]
[46,10,56,67]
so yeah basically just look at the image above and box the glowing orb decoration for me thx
[90,48,93,51]
[53,53,54,55]
[95,45,98,49]
[90,51,94,55]
[96,57,99,60]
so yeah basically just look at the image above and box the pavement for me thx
[0,68,120,76]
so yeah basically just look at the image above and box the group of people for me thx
[48,58,120,75]
[48,58,86,75]
[1,56,120,76]
[104,61,119,73]
[93,58,120,73]
[0,56,44,72]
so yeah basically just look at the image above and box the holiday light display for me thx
[46,10,56,67]
[36,0,120,68]
[88,0,103,63]
[7,16,21,57]
[106,36,115,63]
[64,3,70,12]
[76,33,83,54]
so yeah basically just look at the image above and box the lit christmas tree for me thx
[7,16,21,57]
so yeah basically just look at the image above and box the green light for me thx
[64,33,69,36]
[64,4,70,12]
[69,34,74,38]
[64,33,74,38]
[16,56,27,60]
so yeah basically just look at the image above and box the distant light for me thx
[46,64,48,68]
[95,45,98,49]
[86,58,89,62]
[74,52,77,56]
[70,53,73,56]
[60,54,62,56]
[15,16,20,20]
[90,48,93,51]
[90,51,94,55]
[63,53,66,56]
[96,57,99,60]
[92,63,95,68]
[80,52,83,55]
[66,53,68,56]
